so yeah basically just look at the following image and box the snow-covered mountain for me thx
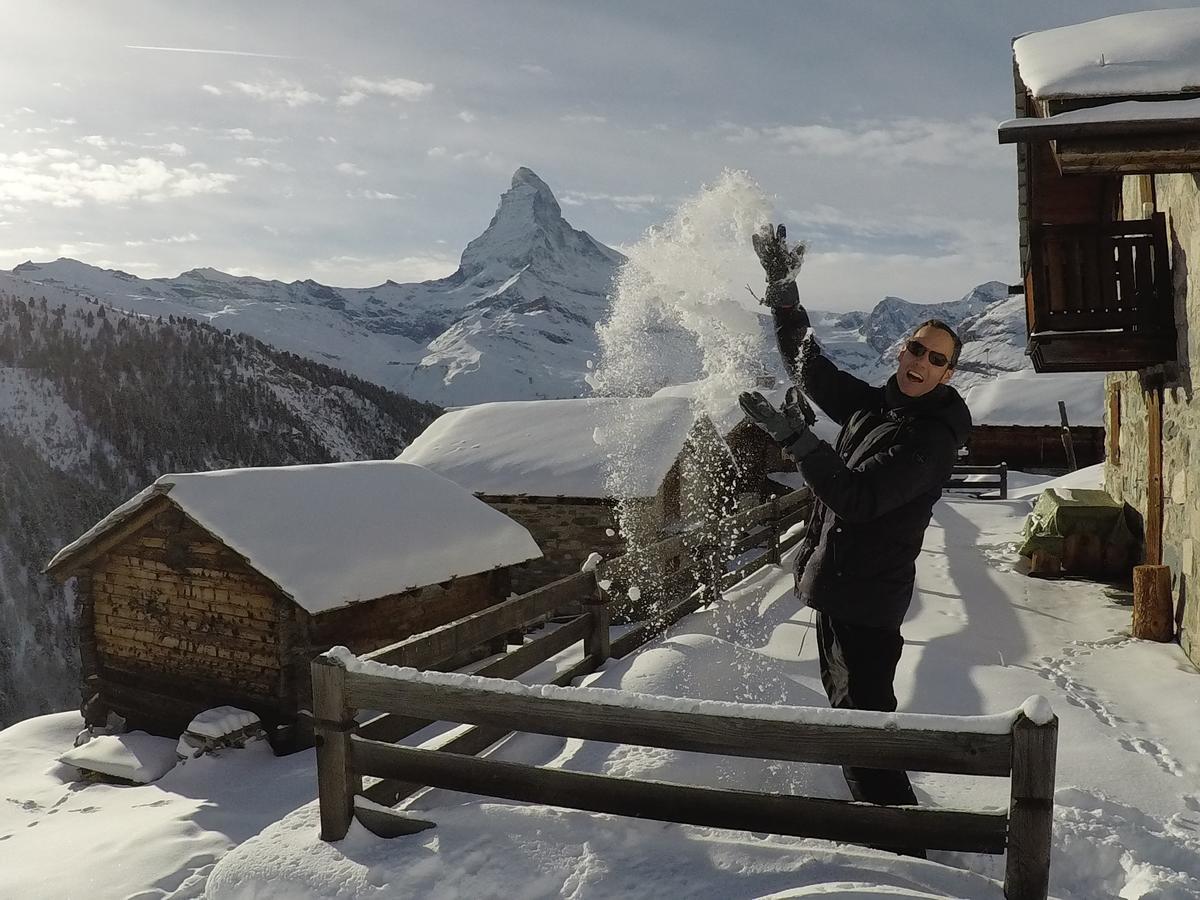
[3,168,1096,422]
[6,168,625,407]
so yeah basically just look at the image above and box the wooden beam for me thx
[1147,386,1164,566]
[356,615,593,743]
[312,656,359,841]
[352,740,1008,854]
[359,653,601,807]
[363,571,592,669]
[343,670,1013,777]
[999,117,1200,144]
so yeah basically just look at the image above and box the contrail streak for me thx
[125,45,298,60]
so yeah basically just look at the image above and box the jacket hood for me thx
[884,375,972,448]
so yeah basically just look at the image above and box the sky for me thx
[1,0,1195,311]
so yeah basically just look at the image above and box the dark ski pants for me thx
[815,611,920,808]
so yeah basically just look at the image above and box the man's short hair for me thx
[914,318,962,368]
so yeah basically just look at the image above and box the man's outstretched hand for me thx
[752,223,806,309]
[738,390,820,459]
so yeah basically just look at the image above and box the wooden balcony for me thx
[1025,213,1177,372]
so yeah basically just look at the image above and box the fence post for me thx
[583,574,611,663]
[313,654,361,842]
[1000,462,1009,501]
[1004,714,1058,900]
[766,497,782,565]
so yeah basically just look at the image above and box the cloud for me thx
[219,128,284,144]
[520,63,550,76]
[560,114,608,125]
[201,84,224,96]
[457,110,476,123]
[0,151,237,208]
[346,189,405,200]
[337,76,433,106]
[560,190,660,213]
[307,251,458,286]
[335,162,367,176]
[231,79,325,107]
[236,156,294,172]
[426,146,506,170]
[721,116,1007,169]
[124,233,200,247]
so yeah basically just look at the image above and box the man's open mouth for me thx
[905,369,925,384]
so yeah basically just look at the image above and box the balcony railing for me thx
[1025,214,1176,372]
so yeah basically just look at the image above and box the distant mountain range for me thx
[0,167,1091,416]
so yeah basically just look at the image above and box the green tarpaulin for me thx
[1017,487,1136,560]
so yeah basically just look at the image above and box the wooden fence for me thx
[945,463,1008,500]
[315,659,1057,900]
[312,483,1059,898]
[336,488,812,807]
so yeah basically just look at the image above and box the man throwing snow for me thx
[740,224,972,812]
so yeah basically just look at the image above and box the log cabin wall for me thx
[87,507,287,734]
[964,424,1105,470]
[1106,173,1200,668]
[483,496,626,595]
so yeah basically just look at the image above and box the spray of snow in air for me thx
[589,170,787,622]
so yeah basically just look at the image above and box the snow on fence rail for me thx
[945,463,1009,499]
[313,652,1058,900]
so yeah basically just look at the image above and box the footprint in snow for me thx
[1117,737,1186,776]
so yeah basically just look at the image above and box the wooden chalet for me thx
[45,461,542,748]
[999,9,1200,665]
[397,396,735,593]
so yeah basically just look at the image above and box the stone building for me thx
[45,461,541,746]
[397,396,734,593]
[999,9,1200,665]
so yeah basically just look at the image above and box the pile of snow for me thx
[49,461,542,614]
[177,707,264,760]
[59,731,178,784]
[962,369,1105,427]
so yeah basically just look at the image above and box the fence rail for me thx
[945,463,1008,500]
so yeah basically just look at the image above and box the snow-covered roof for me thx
[397,396,698,497]
[46,461,542,615]
[998,97,1200,142]
[1014,9,1200,100]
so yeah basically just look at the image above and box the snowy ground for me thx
[3,466,1199,898]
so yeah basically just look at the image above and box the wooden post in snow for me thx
[1057,401,1078,472]
[1004,714,1058,900]
[313,654,360,842]
[1132,564,1174,641]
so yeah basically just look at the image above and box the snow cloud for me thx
[0,151,236,208]
[230,78,325,107]
[337,75,433,106]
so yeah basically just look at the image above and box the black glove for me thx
[738,390,820,459]
[784,385,817,427]
[752,223,806,308]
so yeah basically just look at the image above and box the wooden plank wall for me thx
[90,508,283,708]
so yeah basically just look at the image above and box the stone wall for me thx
[1106,173,1200,667]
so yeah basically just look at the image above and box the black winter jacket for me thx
[790,344,972,629]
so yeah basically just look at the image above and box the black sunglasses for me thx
[904,339,950,369]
